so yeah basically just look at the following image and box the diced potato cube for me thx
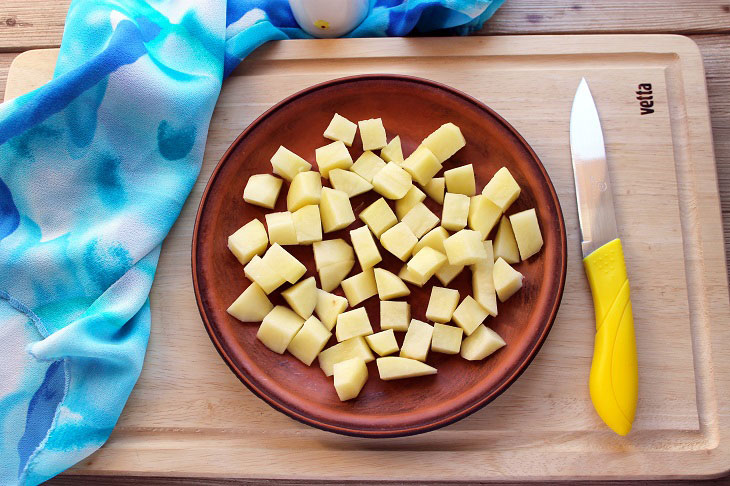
[443,229,487,266]
[318,337,374,376]
[380,135,404,164]
[270,146,312,181]
[227,282,274,322]
[421,122,466,163]
[329,168,373,197]
[287,171,322,212]
[398,263,427,287]
[461,324,505,361]
[402,145,441,185]
[444,164,475,196]
[494,215,520,264]
[452,295,489,336]
[365,329,399,356]
[483,167,521,211]
[442,192,470,231]
[358,118,387,151]
[287,316,331,366]
[376,357,437,380]
[407,247,447,282]
[435,262,464,286]
[372,162,412,199]
[257,305,305,353]
[265,211,298,246]
[359,197,397,237]
[350,226,382,269]
[323,113,357,146]
[413,226,449,255]
[228,219,268,266]
[244,255,286,294]
[264,244,307,283]
[423,177,445,204]
[373,268,410,300]
[320,187,355,232]
[318,260,354,292]
[243,173,283,209]
[380,222,418,261]
[509,208,543,260]
[351,151,386,183]
[340,268,378,306]
[292,205,323,244]
[493,257,524,302]
[333,357,368,401]
[472,240,498,316]
[468,195,501,240]
[395,185,426,219]
[401,202,439,239]
[425,286,460,323]
[400,319,434,362]
[313,239,354,270]
[380,300,410,332]
[336,307,373,342]
[281,276,317,319]
[316,140,353,179]
[431,323,463,355]
[315,289,348,331]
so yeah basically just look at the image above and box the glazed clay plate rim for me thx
[192,74,567,438]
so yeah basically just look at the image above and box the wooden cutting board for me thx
[6,35,730,481]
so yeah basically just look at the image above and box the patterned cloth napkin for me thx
[0,0,504,483]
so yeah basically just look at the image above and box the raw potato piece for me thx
[320,187,356,232]
[377,357,437,380]
[287,171,322,212]
[351,151,386,183]
[350,226,382,269]
[431,324,463,355]
[494,215,520,264]
[243,174,283,209]
[468,195,501,240]
[228,219,268,265]
[227,283,274,322]
[359,198,398,237]
[401,203,439,239]
[423,177,445,204]
[493,257,524,302]
[358,118,387,150]
[452,295,489,336]
[483,167,521,211]
[318,337,374,376]
[441,192,470,231]
[426,286,460,323]
[329,168,373,197]
[400,319,434,362]
[341,269,378,306]
[315,289,348,331]
[407,247,447,282]
[316,140,353,178]
[472,240,498,316]
[435,263,464,286]
[444,164,476,196]
[292,205,323,244]
[365,330,399,356]
[509,208,543,260]
[380,135,404,164]
[398,264,427,287]
[380,222,418,261]
[373,268,410,300]
[270,146,311,181]
[372,162,412,199]
[461,324,506,361]
[421,122,466,163]
[264,244,307,283]
[313,239,354,270]
[443,229,488,266]
[265,211,298,245]
[334,357,368,401]
[287,316,331,366]
[336,307,373,342]
[244,255,286,294]
[257,305,305,353]
[402,145,441,185]
[380,300,410,332]
[281,276,317,319]
[318,260,355,292]
[324,113,357,146]
[395,185,426,219]
[413,226,449,255]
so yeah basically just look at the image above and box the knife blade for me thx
[570,78,638,436]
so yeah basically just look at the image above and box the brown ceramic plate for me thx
[192,75,567,437]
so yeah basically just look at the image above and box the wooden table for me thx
[2,1,729,485]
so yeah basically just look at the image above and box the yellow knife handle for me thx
[583,238,638,436]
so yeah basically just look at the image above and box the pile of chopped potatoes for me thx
[227,114,543,402]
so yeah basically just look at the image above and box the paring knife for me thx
[570,78,638,436]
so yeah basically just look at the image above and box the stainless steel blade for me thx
[570,78,619,257]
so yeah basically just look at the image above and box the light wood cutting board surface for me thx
[5,35,730,481]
